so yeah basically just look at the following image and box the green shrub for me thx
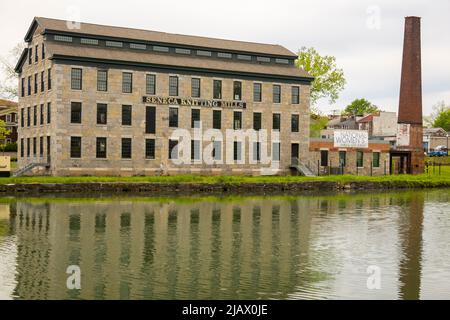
[2,143,17,152]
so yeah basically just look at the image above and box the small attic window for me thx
[153,46,169,52]
[197,50,212,57]
[175,48,191,55]
[217,52,232,59]
[257,56,271,63]
[237,54,252,61]
[106,41,123,48]
[54,35,73,42]
[130,43,147,50]
[275,58,289,64]
[81,38,99,45]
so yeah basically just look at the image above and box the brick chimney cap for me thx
[405,16,421,19]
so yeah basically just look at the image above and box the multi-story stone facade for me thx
[15,17,313,176]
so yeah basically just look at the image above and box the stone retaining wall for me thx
[0,180,449,196]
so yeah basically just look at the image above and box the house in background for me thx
[357,111,397,145]
[320,112,397,144]
[423,128,449,153]
[320,115,362,139]
[0,99,18,145]
[311,113,392,176]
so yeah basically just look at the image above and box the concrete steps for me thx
[290,158,316,177]
[13,162,49,177]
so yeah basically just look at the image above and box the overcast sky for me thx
[1,0,449,115]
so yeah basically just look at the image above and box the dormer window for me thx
[153,46,169,52]
[106,41,123,48]
[130,43,146,50]
[197,50,212,57]
[218,52,232,59]
[257,56,271,63]
[81,38,99,45]
[54,35,73,42]
[275,58,289,64]
[237,54,251,61]
[175,48,191,55]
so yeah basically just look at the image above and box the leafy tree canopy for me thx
[343,98,379,116]
[425,101,450,130]
[0,120,11,152]
[310,113,329,138]
[0,42,26,100]
[432,106,450,132]
[296,47,346,106]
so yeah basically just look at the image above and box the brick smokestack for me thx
[398,16,422,125]
[395,16,424,175]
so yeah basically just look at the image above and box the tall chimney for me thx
[398,16,422,124]
[395,16,424,175]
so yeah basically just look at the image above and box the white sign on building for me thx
[334,130,369,148]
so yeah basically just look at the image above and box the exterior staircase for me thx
[13,162,49,177]
[290,158,316,177]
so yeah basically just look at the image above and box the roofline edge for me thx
[51,54,315,84]
[44,29,298,59]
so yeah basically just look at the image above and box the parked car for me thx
[428,150,448,157]
[435,145,448,152]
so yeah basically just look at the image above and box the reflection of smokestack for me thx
[398,192,424,300]
[398,17,422,125]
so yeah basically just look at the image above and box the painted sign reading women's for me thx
[334,130,369,148]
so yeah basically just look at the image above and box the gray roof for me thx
[30,17,298,58]
[424,127,448,136]
[44,42,312,79]
[327,117,358,128]
[16,17,314,81]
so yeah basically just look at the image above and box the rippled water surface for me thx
[0,189,449,300]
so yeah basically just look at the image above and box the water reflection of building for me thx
[7,193,429,300]
[11,199,315,299]
[0,203,17,300]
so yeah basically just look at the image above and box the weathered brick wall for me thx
[308,140,391,176]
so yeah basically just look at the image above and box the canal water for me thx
[0,189,449,300]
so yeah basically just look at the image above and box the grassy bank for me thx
[1,170,450,186]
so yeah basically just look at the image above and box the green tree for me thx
[310,114,329,138]
[343,98,379,116]
[295,47,346,106]
[0,43,26,100]
[432,107,450,132]
[425,101,450,128]
[0,120,11,152]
